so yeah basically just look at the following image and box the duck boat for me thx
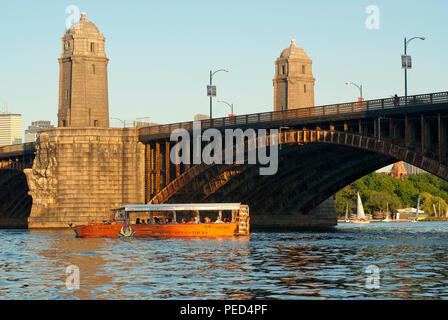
[73,203,250,238]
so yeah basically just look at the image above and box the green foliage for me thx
[335,172,448,215]
[419,192,448,217]
[365,192,401,213]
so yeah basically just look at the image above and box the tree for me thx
[335,171,448,215]
[365,192,402,213]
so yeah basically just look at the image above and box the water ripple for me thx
[0,222,448,299]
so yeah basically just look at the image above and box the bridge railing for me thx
[139,91,448,137]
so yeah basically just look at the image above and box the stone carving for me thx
[24,133,58,208]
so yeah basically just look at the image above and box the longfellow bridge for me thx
[1,91,448,228]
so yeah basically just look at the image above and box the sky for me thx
[0,0,447,132]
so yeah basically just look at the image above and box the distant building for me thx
[395,208,427,220]
[0,112,22,146]
[25,120,54,143]
[389,161,407,179]
[402,162,426,175]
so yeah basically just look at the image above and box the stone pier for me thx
[24,127,145,228]
[250,196,337,230]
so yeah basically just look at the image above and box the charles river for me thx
[1,222,448,300]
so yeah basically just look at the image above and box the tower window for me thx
[302,65,305,74]
[94,120,98,127]
[90,42,95,53]
[62,120,66,127]
[66,89,69,100]
[92,64,96,75]
[304,84,307,93]
[282,65,286,75]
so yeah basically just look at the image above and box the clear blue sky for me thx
[0,0,447,130]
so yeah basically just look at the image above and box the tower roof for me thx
[279,39,310,59]
[67,12,100,35]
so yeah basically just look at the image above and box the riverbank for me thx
[337,218,448,223]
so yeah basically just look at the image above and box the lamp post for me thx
[216,100,234,115]
[345,81,363,100]
[403,36,425,104]
[110,117,125,128]
[208,69,229,120]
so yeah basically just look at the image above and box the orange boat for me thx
[73,203,249,238]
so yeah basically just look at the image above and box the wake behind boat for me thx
[73,203,250,238]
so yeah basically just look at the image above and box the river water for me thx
[1,222,448,300]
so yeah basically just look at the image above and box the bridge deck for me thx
[0,142,35,158]
[139,91,448,141]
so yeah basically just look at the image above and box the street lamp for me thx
[208,69,229,119]
[403,36,425,104]
[110,117,125,128]
[345,81,363,100]
[216,100,234,116]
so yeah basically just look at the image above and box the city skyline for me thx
[0,1,447,130]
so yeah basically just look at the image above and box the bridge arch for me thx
[0,168,32,228]
[148,129,447,226]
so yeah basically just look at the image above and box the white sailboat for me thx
[344,202,350,222]
[411,195,420,223]
[382,202,391,222]
[352,193,370,224]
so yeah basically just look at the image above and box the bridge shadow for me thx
[0,169,32,228]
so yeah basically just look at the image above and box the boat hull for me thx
[73,222,244,238]
[350,220,370,224]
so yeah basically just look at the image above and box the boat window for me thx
[114,210,126,221]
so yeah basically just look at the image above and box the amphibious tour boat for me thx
[73,203,250,238]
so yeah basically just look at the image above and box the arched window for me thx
[304,84,307,93]
[302,65,305,74]
[90,42,95,53]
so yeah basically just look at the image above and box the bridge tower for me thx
[58,13,109,128]
[273,39,315,111]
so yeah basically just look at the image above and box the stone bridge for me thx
[1,91,448,228]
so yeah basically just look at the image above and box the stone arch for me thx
[150,129,444,205]
[0,169,32,228]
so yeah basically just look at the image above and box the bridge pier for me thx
[23,128,145,228]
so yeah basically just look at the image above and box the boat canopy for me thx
[113,203,242,212]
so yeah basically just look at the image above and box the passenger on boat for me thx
[215,216,222,223]
[154,217,160,224]
[204,217,211,223]
[165,218,171,224]
[223,217,231,223]
[141,219,146,224]
[136,218,141,224]
[181,218,186,224]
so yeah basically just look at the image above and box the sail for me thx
[345,203,349,220]
[356,193,366,220]
[415,195,420,220]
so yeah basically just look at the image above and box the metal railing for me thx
[139,91,448,137]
